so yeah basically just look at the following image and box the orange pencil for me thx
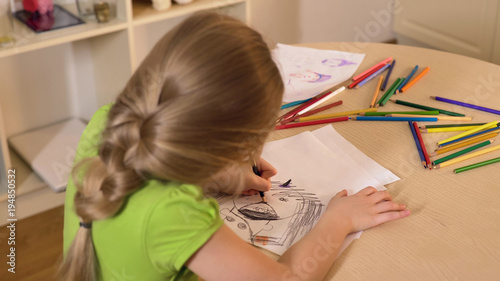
[400,66,430,93]
[370,75,383,108]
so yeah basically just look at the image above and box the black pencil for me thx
[252,163,266,202]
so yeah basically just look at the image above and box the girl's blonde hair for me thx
[59,13,283,281]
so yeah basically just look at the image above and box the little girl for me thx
[61,13,410,281]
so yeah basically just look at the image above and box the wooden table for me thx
[266,43,500,281]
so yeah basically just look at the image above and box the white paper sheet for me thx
[273,44,365,102]
[312,126,400,185]
[217,132,387,255]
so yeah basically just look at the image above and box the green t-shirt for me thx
[63,104,224,281]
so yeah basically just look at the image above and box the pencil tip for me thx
[430,96,436,99]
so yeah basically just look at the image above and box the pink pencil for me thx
[352,57,392,82]
[275,116,349,130]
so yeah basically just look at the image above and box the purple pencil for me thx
[431,96,500,115]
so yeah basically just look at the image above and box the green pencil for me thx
[363,111,439,116]
[420,123,487,129]
[377,78,401,106]
[454,156,500,174]
[390,99,465,116]
[432,139,494,166]
[380,78,405,106]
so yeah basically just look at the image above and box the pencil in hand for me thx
[252,163,266,203]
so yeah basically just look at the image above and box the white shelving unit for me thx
[0,0,247,221]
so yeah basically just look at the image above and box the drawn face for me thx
[290,70,321,82]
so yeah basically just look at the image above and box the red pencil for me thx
[348,64,385,89]
[275,116,349,130]
[412,121,431,168]
[352,57,392,82]
[277,90,333,123]
[281,100,343,124]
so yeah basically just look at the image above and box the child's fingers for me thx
[373,209,411,226]
[249,175,272,192]
[258,158,277,179]
[374,201,405,213]
[370,190,392,203]
[358,186,377,196]
[334,189,348,198]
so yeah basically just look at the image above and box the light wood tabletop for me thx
[266,43,500,281]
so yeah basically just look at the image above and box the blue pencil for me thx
[380,60,395,91]
[351,116,438,122]
[281,98,312,110]
[438,126,500,147]
[355,62,391,88]
[408,121,427,167]
[397,65,419,92]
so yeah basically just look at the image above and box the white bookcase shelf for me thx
[0,0,247,221]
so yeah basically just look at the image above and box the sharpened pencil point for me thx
[389,99,396,102]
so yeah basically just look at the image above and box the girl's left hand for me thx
[241,158,277,196]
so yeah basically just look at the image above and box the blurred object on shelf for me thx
[0,1,15,47]
[76,0,95,18]
[22,0,54,14]
[173,0,193,4]
[93,0,116,23]
[13,4,84,33]
[152,0,172,10]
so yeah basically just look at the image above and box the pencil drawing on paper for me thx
[214,181,323,248]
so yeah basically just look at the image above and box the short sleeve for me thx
[145,184,224,274]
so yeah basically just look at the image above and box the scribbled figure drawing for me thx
[289,69,331,83]
[321,58,357,67]
[216,181,323,249]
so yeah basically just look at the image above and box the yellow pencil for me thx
[430,133,498,156]
[297,108,378,122]
[388,114,472,121]
[433,144,500,169]
[400,66,430,93]
[370,76,383,108]
[436,132,499,151]
[437,120,499,145]
[421,126,482,133]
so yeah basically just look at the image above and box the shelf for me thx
[0,12,128,59]
[132,0,245,26]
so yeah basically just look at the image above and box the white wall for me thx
[249,0,396,45]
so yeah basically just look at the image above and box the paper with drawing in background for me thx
[216,129,399,256]
[273,44,365,102]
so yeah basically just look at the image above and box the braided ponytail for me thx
[60,12,284,281]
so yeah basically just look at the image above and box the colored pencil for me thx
[388,114,472,121]
[421,126,482,133]
[397,65,419,92]
[362,111,440,116]
[430,133,498,156]
[380,60,395,91]
[390,99,465,117]
[409,121,427,167]
[437,121,499,145]
[380,77,405,106]
[283,100,343,124]
[275,116,349,130]
[432,139,494,166]
[438,130,500,148]
[355,63,391,88]
[252,160,266,202]
[370,76,384,108]
[431,96,500,115]
[433,144,500,169]
[351,116,438,122]
[420,123,487,129]
[394,77,406,94]
[413,122,431,167]
[377,78,401,106]
[280,98,312,110]
[297,108,377,122]
[277,90,334,123]
[353,57,392,82]
[454,156,500,174]
[400,66,430,93]
[297,86,346,116]
[349,64,386,89]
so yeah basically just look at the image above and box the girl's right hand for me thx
[326,186,410,233]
